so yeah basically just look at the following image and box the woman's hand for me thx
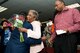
[18,28,27,32]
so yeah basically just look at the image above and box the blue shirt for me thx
[4,28,11,45]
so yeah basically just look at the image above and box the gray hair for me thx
[29,10,39,19]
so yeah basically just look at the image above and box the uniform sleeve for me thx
[27,21,41,39]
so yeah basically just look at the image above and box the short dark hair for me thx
[56,0,66,5]
[1,20,9,26]
[19,11,27,17]
[11,14,25,19]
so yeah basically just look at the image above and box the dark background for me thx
[0,0,80,22]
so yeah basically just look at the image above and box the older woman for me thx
[19,10,44,53]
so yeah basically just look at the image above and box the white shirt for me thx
[27,21,41,39]
[27,21,44,53]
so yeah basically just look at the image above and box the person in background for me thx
[19,10,44,53]
[49,0,80,53]
[0,20,12,53]
[40,19,54,53]
[43,19,54,47]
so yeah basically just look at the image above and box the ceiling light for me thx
[66,3,80,8]
[0,6,8,12]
